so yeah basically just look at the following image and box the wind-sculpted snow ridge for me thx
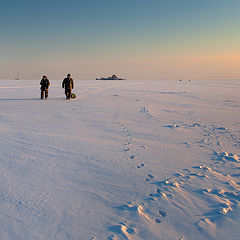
[108,103,240,239]
[109,151,240,240]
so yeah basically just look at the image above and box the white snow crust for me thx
[0,79,239,240]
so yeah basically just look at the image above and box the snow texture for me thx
[0,79,240,240]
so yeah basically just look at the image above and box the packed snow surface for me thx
[0,79,240,240]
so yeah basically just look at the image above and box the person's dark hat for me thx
[43,75,47,78]
[67,74,71,77]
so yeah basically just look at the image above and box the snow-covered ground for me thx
[0,79,239,240]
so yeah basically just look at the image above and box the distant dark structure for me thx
[96,74,126,81]
[15,72,20,80]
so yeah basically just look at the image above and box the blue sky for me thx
[0,0,240,80]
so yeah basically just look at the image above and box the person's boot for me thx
[66,92,70,99]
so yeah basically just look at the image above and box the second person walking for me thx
[62,73,74,100]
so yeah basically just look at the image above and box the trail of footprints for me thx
[110,120,166,239]
[165,122,240,150]
[115,120,146,170]
[139,103,240,149]
[109,119,240,239]
[108,151,240,239]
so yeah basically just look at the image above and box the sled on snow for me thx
[71,93,76,99]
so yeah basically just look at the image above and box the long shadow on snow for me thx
[0,98,41,101]
[0,97,65,101]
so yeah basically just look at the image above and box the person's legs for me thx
[45,89,48,98]
[65,89,70,99]
[41,89,44,99]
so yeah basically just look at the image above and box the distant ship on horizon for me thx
[15,72,20,80]
[96,74,126,81]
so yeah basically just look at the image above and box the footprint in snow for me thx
[147,174,154,179]
[145,174,154,182]
[159,210,167,217]
[123,147,130,152]
[89,237,97,240]
[107,235,119,240]
[108,224,136,237]
[179,237,185,240]
[155,218,161,223]
[136,163,144,169]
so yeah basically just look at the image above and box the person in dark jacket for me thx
[40,75,50,99]
[62,73,74,99]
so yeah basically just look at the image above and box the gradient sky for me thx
[0,0,240,80]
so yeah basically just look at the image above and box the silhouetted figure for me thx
[40,75,50,99]
[62,74,74,99]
